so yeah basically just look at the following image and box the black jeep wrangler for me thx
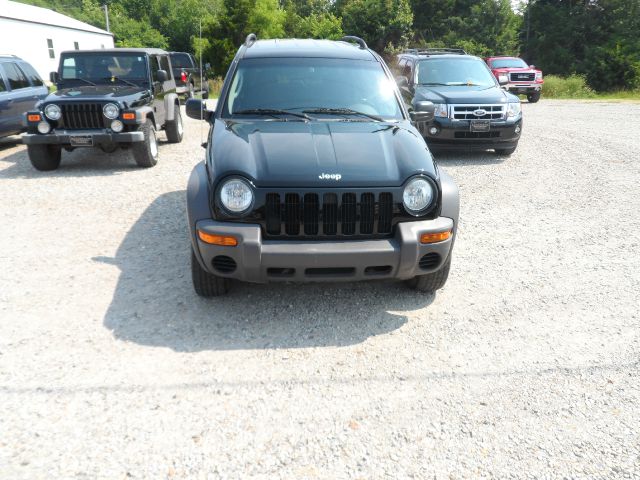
[184,35,460,297]
[23,48,183,171]
[395,48,522,155]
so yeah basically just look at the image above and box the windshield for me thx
[170,53,193,69]
[490,58,528,69]
[416,58,497,87]
[223,57,403,120]
[59,53,149,86]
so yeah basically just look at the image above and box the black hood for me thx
[414,85,519,104]
[209,119,437,188]
[42,84,152,109]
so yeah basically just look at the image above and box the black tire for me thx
[495,147,517,156]
[132,119,158,168]
[406,255,451,293]
[27,144,61,171]
[191,249,229,297]
[527,92,541,103]
[165,107,184,144]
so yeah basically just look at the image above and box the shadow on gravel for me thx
[101,191,433,352]
[0,139,172,179]
[0,135,22,151]
[432,150,509,166]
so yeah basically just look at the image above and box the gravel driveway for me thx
[1,101,639,479]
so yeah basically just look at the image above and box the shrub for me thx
[542,75,596,99]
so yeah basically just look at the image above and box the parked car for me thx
[0,55,48,139]
[169,52,209,99]
[22,48,183,171]
[394,48,522,155]
[485,56,543,103]
[184,35,459,297]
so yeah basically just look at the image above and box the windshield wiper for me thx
[419,82,448,86]
[446,82,483,86]
[102,76,138,88]
[302,108,384,122]
[234,108,311,121]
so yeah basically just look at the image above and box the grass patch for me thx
[539,74,640,101]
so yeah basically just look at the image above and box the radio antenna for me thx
[199,18,204,146]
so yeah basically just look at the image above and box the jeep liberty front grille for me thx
[264,191,394,237]
[61,103,105,129]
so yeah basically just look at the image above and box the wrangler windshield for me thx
[416,58,497,87]
[223,58,403,120]
[59,53,149,86]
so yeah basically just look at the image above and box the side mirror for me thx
[49,71,59,83]
[529,65,536,69]
[156,69,168,82]
[409,101,435,123]
[186,98,214,121]
[395,75,409,89]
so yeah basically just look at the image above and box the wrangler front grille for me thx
[510,72,535,82]
[451,104,505,120]
[264,191,395,238]
[61,103,105,129]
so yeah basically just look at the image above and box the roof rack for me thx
[244,33,257,47]
[340,36,368,50]
[404,48,467,55]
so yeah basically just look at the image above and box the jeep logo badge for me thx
[319,173,342,180]
[473,109,487,117]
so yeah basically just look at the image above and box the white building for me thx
[0,0,114,81]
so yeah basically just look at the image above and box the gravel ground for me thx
[1,101,639,479]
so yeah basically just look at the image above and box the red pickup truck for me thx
[485,56,543,103]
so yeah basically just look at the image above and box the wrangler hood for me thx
[41,84,152,109]
[209,119,437,188]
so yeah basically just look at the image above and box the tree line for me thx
[21,0,640,91]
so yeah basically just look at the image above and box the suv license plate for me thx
[470,120,491,132]
[69,136,93,147]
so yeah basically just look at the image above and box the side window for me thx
[189,54,196,68]
[159,55,171,77]
[402,61,412,79]
[62,57,77,78]
[0,68,7,93]
[150,55,160,81]
[18,63,44,87]
[47,39,55,59]
[3,62,30,89]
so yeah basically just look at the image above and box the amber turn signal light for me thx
[122,112,135,120]
[27,114,41,122]
[420,230,452,244]
[197,230,238,246]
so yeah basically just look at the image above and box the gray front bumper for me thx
[22,130,144,145]
[194,217,454,283]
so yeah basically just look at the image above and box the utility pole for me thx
[103,3,110,32]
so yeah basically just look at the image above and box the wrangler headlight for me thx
[103,103,119,119]
[219,178,254,214]
[507,102,521,118]
[434,103,448,118]
[44,104,61,121]
[403,177,434,215]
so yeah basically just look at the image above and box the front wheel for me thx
[406,256,451,293]
[165,108,184,144]
[191,249,229,297]
[527,92,541,103]
[132,119,158,168]
[27,144,61,171]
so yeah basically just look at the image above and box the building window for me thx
[74,42,79,50]
[47,39,55,59]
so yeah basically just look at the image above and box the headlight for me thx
[103,103,119,119]
[37,121,51,134]
[434,103,448,118]
[403,177,434,215]
[507,102,521,118]
[219,178,254,213]
[498,74,508,84]
[535,72,543,80]
[44,104,61,121]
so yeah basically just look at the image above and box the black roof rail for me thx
[403,47,467,55]
[245,33,257,47]
[340,36,368,50]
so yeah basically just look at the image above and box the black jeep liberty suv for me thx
[23,48,184,171]
[185,35,460,297]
